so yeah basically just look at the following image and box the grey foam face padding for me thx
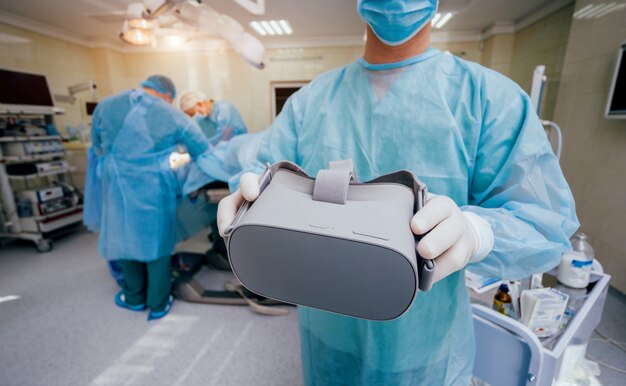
[225,161,432,321]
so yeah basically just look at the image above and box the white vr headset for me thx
[224,160,435,321]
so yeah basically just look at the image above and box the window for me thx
[271,81,308,118]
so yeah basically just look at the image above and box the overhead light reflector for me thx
[250,19,294,36]
[120,29,153,45]
[120,20,153,46]
[128,18,153,30]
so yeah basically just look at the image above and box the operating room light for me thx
[127,18,153,30]
[159,34,190,47]
[250,19,293,36]
[120,20,154,46]
[120,28,153,45]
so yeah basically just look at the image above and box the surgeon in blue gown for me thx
[216,0,580,384]
[178,90,248,146]
[172,91,250,242]
[84,75,217,321]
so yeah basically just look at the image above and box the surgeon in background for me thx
[178,91,248,146]
[84,75,215,321]
[217,0,579,384]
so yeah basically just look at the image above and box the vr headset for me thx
[224,160,434,321]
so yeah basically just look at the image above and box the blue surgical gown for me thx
[86,89,210,262]
[171,132,256,242]
[245,48,579,385]
[195,100,248,146]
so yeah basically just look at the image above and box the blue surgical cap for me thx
[140,75,177,99]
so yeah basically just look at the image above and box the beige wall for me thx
[554,0,626,293]
[91,48,128,97]
[509,4,574,120]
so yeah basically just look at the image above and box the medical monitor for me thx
[606,44,626,119]
[0,68,55,114]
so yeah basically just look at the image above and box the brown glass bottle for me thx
[493,283,514,316]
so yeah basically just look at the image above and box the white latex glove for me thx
[217,172,261,236]
[411,194,494,284]
[169,152,191,170]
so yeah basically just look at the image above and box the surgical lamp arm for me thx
[54,81,97,104]
[175,2,266,69]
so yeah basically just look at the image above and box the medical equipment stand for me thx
[531,65,564,160]
[471,270,611,386]
[0,108,83,252]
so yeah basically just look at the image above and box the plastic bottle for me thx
[557,233,594,288]
[493,283,514,317]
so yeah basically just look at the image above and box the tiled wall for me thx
[480,34,515,77]
[509,4,574,120]
[554,0,626,293]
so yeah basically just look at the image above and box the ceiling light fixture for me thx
[574,2,626,19]
[269,20,283,35]
[434,12,454,29]
[573,4,594,18]
[586,3,614,17]
[431,13,442,26]
[250,19,294,36]
[260,21,275,35]
[250,21,267,36]
[595,3,626,17]
[278,20,293,35]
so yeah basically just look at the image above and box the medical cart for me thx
[471,270,611,386]
[0,109,83,252]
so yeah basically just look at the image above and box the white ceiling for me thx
[0,0,568,48]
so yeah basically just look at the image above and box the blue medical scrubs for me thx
[195,100,248,145]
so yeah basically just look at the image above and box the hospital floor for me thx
[0,230,625,386]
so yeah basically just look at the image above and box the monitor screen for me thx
[0,69,54,107]
[86,101,98,116]
[607,45,626,118]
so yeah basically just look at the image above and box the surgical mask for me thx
[358,0,438,46]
